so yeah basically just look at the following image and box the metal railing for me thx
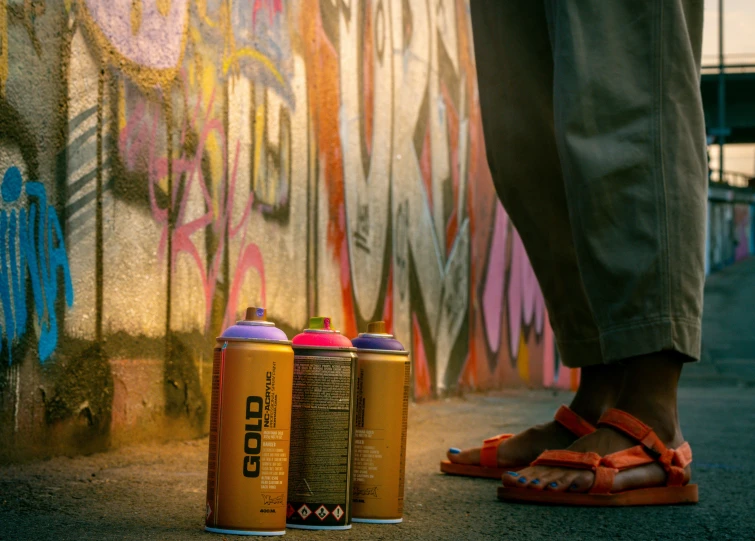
[701,53,755,74]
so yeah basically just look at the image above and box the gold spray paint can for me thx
[350,321,411,524]
[205,307,294,536]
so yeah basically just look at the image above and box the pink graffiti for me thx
[481,201,508,352]
[118,75,266,330]
[734,205,752,262]
[507,223,545,359]
[253,0,283,25]
[540,314,565,388]
[481,202,545,359]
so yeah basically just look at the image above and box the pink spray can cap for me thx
[292,316,354,349]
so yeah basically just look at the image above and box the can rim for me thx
[235,320,275,327]
[216,337,293,345]
[302,328,340,334]
[292,344,357,352]
[352,347,409,355]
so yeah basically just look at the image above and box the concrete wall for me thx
[0,0,576,462]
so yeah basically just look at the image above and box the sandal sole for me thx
[497,484,699,506]
[440,460,523,480]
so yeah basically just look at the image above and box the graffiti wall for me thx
[706,183,755,274]
[0,0,576,461]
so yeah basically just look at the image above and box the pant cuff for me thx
[556,317,701,367]
[556,336,604,368]
[599,317,701,364]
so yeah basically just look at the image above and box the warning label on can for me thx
[286,355,355,527]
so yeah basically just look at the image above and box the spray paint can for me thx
[205,307,295,536]
[350,321,411,524]
[285,316,358,530]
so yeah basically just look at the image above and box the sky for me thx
[703,0,755,180]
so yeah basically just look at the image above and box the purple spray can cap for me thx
[351,321,407,352]
[219,307,289,342]
[292,316,355,349]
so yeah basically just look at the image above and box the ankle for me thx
[568,364,625,424]
[612,396,680,443]
[568,395,607,426]
[613,351,685,444]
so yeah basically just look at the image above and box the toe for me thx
[511,466,546,490]
[545,478,565,491]
[501,471,523,487]
[566,471,595,493]
[546,470,583,492]
[527,477,546,491]
[536,468,564,488]
[446,447,481,465]
[502,467,532,487]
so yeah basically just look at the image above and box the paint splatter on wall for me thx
[0,0,575,461]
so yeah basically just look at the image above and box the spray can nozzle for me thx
[308,316,332,331]
[245,307,267,322]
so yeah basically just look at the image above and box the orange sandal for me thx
[440,405,596,479]
[497,408,698,506]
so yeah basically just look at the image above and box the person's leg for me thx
[506,0,706,491]
[447,0,623,470]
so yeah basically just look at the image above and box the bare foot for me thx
[504,353,691,493]
[446,364,624,469]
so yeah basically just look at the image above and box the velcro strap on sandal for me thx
[600,445,655,470]
[480,434,512,468]
[590,466,618,494]
[658,442,693,487]
[531,450,601,470]
[673,442,693,468]
[554,405,596,438]
[598,409,668,455]
[598,409,693,488]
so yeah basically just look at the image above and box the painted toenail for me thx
[570,483,578,489]
[448,448,461,454]
[531,479,540,485]
[506,471,519,477]
[518,477,527,483]
[549,482,558,488]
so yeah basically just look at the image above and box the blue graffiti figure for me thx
[0,166,74,363]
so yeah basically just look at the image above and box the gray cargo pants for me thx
[470,0,707,367]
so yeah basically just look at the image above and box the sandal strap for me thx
[598,409,667,454]
[476,407,594,469]
[662,441,693,487]
[531,450,601,470]
[598,408,693,487]
[480,434,512,468]
[529,449,620,494]
[600,445,657,470]
[590,466,618,494]
[554,405,596,438]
